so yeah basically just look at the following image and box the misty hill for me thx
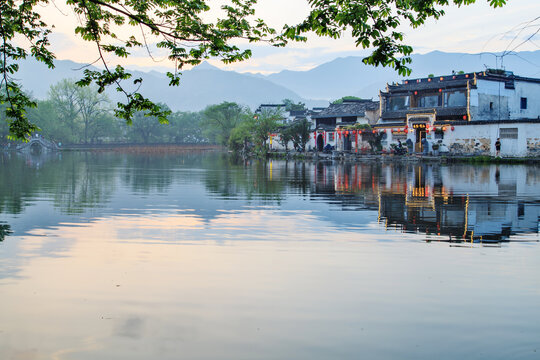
[15,50,540,110]
[264,50,540,100]
[15,59,326,111]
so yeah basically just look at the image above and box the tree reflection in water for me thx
[1,151,539,244]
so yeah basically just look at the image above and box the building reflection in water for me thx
[310,161,540,244]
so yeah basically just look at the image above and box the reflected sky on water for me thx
[0,151,539,360]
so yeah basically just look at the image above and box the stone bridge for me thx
[16,137,59,154]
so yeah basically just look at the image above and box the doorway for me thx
[316,134,324,151]
[343,134,352,151]
[415,129,426,153]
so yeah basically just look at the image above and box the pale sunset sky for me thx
[37,0,539,73]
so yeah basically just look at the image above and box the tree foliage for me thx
[1,0,508,140]
[228,120,253,153]
[282,98,306,112]
[332,96,366,104]
[252,107,281,153]
[290,119,312,151]
[0,0,285,140]
[202,102,249,146]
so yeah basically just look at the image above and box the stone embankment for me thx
[267,150,540,164]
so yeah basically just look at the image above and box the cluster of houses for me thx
[263,68,540,157]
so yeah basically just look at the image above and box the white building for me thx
[376,69,540,157]
[310,99,380,152]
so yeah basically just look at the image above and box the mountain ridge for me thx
[14,50,540,111]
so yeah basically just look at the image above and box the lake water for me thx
[1,151,539,360]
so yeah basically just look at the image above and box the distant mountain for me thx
[15,50,540,111]
[15,59,327,111]
[264,50,540,100]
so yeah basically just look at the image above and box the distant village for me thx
[261,68,540,158]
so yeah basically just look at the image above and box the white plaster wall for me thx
[269,135,293,151]
[381,122,540,157]
[356,116,369,125]
[471,79,540,121]
[511,81,540,119]
[441,123,539,156]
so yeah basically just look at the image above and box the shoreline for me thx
[265,150,540,164]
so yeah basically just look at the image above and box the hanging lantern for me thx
[451,126,455,131]
[442,126,447,131]
[439,77,444,81]
[414,91,418,95]
[439,88,442,92]
[404,129,408,134]
[372,130,376,134]
[463,115,467,120]
[359,130,363,134]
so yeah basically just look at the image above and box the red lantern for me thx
[463,115,467,120]
[414,91,418,95]
[372,130,376,134]
[451,126,455,131]
[439,88,442,92]
[404,129,408,134]
[359,130,362,134]
[442,126,447,131]
[439,77,444,81]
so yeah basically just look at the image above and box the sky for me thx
[36,0,540,74]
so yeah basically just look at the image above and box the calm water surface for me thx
[1,151,539,360]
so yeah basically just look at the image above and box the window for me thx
[444,91,467,107]
[328,132,335,142]
[489,102,493,110]
[500,128,518,139]
[521,97,527,110]
[418,94,440,108]
[387,96,409,111]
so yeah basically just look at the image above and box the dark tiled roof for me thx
[312,100,379,119]
[381,108,435,120]
[289,110,307,116]
[386,79,469,93]
[386,69,540,94]
[316,124,338,131]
